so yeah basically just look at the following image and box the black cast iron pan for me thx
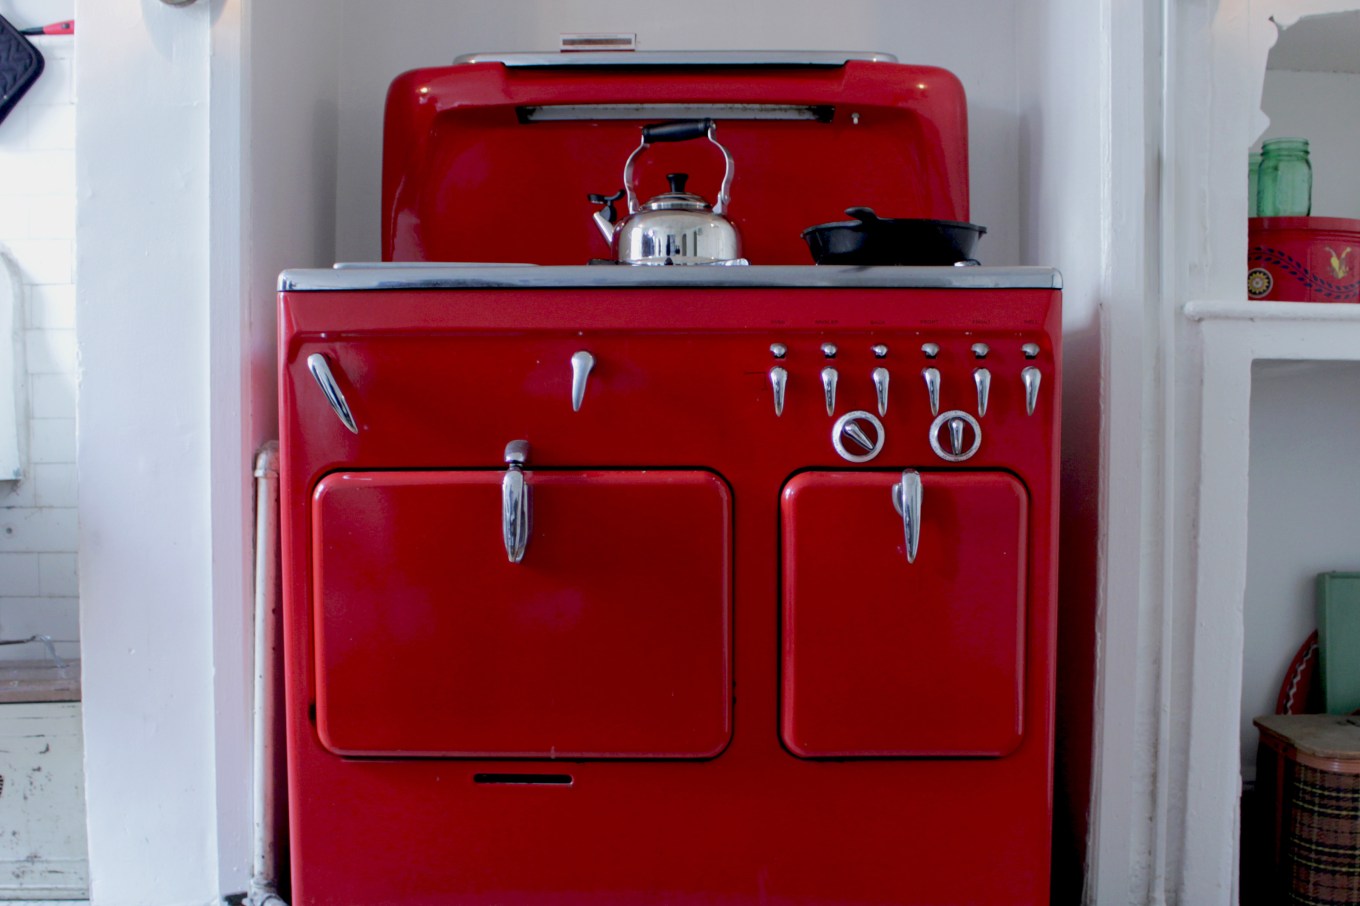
[802,207,987,265]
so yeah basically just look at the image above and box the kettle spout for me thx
[592,210,616,245]
[587,188,626,247]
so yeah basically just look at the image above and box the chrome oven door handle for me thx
[571,351,595,412]
[891,469,923,564]
[306,353,358,434]
[502,440,531,563]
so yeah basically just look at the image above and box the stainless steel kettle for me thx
[590,120,745,266]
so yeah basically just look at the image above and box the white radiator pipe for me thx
[248,441,288,906]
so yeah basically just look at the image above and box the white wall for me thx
[0,29,79,664]
[1258,68,1360,218]
[3,1,74,29]
[1016,1,1119,900]
[214,0,339,892]
[332,0,1022,266]
[76,1,220,902]
[75,0,340,899]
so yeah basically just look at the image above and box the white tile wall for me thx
[0,37,79,664]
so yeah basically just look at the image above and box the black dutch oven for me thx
[801,207,987,265]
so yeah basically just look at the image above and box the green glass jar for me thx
[1257,138,1311,217]
[1248,150,1262,217]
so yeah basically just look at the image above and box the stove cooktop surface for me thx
[280,263,1062,292]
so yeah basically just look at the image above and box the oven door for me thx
[780,469,1028,758]
[311,468,732,760]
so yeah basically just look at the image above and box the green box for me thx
[1317,572,1360,715]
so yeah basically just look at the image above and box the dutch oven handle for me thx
[845,207,880,227]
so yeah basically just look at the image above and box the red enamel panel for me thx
[382,61,970,264]
[781,470,1027,757]
[312,469,731,759]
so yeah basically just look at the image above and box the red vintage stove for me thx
[279,50,1061,905]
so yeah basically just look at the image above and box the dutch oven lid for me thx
[801,207,987,237]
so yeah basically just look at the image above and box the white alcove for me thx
[1182,3,1360,902]
[1240,6,1360,781]
[241,2,1113,898]
[80,1,1130,902]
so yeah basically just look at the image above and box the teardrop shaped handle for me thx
[845,206,880,224]
[306,353,358,434]
[891,470,923,564]
[502,441,531,564]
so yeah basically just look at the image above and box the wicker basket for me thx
[1254,714,1360,905]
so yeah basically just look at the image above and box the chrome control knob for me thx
[831,410,885,463]
[928,409,981,462]
[1022,366,1042,415]
[770,366,788,417]
[821,366,839,416]
[973,367,991,417]
[947,417,966,455]
[872,367,890,416]
[922,367,941,416]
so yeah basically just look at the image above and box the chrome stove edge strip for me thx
[278,265,1063,293]
[451,51,899,67]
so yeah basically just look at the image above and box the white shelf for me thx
[1180,296,1360,900]
[1187,298,1360,360]
[1186,298,1360,322]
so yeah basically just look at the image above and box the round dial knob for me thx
[832,410,885,463]
[928,409,982,462]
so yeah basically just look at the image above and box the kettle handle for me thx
[642,120,714,143]
[622,120,735,217]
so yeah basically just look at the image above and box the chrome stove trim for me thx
[453,51,898,67]
[279,265,1063,292]
[521,104,832,122]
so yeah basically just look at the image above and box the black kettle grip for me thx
[642,119,714,144]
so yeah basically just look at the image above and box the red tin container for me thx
[1249,216,1360,303]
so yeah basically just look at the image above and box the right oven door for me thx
[781,469,1028,758]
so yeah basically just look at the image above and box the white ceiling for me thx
[1268,10,1360,73]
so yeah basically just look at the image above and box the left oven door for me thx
[310,468,732,760]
